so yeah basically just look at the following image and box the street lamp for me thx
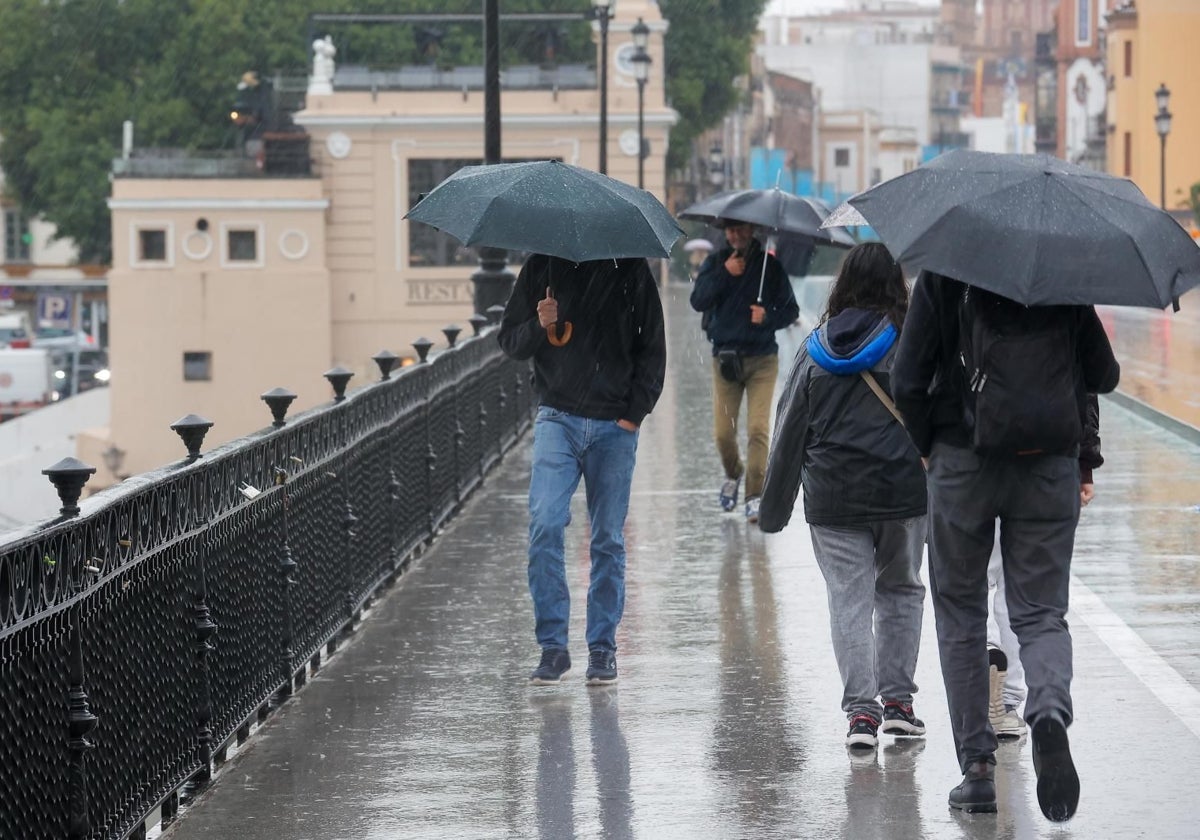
[1154,83,1172,210]
[590,0,613,174]
[631,18,652,189]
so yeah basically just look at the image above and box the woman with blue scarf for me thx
[759,242,929,753]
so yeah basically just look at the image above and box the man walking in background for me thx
[690,220,798,523]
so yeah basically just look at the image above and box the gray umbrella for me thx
[678,187,857,247]
[404,160,683,263]
[824,149,1200,308]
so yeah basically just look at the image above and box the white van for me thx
[0,347,54,421]
[0,311,33,349]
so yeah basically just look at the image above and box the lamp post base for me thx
[471,247,516,316]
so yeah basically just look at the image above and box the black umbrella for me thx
[824,149,1200,308]
[404,160,682,263]
[679,187,857,247]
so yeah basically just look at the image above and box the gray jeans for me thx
[926,442,1079,770]
[809,517,927,721]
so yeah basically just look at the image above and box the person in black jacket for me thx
[759,243,928,751]
[498,254,666,687]
[892,271,1120,822]
[690,220,799,522]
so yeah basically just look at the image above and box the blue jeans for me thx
[528,407,639,653]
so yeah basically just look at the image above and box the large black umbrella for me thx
[823,149,1200,308]
[404,160,682,262]
[679,187,857,247]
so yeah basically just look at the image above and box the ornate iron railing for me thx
[0,320,533,840]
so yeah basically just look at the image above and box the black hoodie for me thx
[497,255,666,425]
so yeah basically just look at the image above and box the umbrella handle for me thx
[547,322,573,346]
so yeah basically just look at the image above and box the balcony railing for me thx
[0,319,532,840]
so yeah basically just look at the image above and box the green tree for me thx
[0,0,761,263]
[659,0,768,173]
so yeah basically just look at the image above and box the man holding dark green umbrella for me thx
[499,253,665,686]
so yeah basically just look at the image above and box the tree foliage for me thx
[0,0,760,263]
[659,0,768,174]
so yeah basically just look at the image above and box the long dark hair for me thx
[822,242,909,331]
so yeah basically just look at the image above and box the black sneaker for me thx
[949,760,998,813]
[585,649,618,686]
[880,701,926,737]
[845,714,879,749]
[530,648,571,685]
[1032,716,1079,822]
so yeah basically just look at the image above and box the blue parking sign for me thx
[37,292,72,329]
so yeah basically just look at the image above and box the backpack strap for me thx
[859,370,905,427]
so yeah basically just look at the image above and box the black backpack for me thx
[957,286,1081,456]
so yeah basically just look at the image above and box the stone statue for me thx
[308,35,337,96]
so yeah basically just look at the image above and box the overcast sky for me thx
[764,0,941,15]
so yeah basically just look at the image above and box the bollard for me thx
[323,366,354,402]
[412,337,434,363]
[42,458,98,518]
[442,324,462,348]
[468,313,489,337]
[372,350,399,381]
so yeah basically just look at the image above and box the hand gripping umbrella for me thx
[822,149,1200,309]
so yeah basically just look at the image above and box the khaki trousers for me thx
[711,354,779,500]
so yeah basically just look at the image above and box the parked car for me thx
[0,312,33,349]
[33,327,97,350]
[50,347,110,399]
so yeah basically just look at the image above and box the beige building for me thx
[1105,0,1200,216]
[83,1,676,479]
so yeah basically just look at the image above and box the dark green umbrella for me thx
[823,149,1200,309]
[404,160,683,262]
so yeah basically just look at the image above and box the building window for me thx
[4,208,31,263]
[227,229,257,262]
[1076,0,1091,45]
[139,229,167,262]
[1124,40,1132,77]
[834,148,851,167]
[183,351,212,382]
[407,158,542,267]
[220,222,264,268]
[1123,131,1132,177]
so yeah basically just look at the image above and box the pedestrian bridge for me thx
[4,292,1200,840]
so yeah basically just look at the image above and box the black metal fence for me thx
[0,323,533,840]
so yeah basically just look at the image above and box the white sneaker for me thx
[993,707,1028,739]
[987,645,1007,727]
[744,496,760,524]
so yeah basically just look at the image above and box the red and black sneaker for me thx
[846,713,879,749]
[881,701,926,737]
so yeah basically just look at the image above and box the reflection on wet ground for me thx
[1101,286,1200,427]
[166,291,1200,839]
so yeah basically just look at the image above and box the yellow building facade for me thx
[1106,0,1200,216]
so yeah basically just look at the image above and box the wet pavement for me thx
[165,290,1200,839]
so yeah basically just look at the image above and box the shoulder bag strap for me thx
[859,370,905,427]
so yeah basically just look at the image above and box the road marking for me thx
[1070,575,1200,740]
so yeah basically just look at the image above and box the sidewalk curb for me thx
[1103,390,1200,448]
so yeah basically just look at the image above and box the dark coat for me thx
[690,239,799,357]
[497,254,666,426]
[759,308,928,532]
[892,272,1120,457]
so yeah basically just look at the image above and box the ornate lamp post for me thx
[590,0,614,174]
[1154,83,1172,210]
[631,17,651,190]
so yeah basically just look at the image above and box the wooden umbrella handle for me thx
[547,322,573,346]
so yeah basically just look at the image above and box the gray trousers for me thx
[810,517,927,721]
[926,442,1079,770]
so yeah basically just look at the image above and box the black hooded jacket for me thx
[497,254,666,425]
[690,239,799,357]
[759,308,928,532]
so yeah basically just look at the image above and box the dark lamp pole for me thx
[1154,83,1172,211]
[631,34,651,190]
[592,0,613,174]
